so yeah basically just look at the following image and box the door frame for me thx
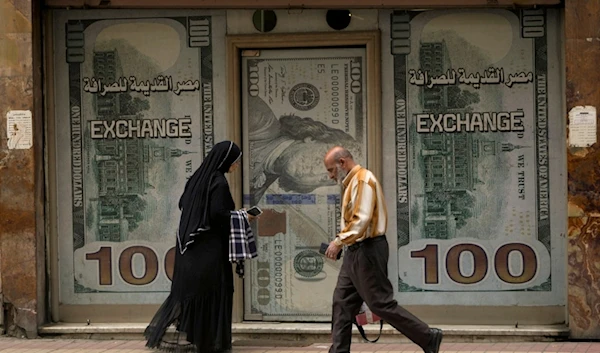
[225,31,382,322]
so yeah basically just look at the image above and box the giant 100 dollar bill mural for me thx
[385,9,565,305]
[242,49,367,320]
[53,10,226,304]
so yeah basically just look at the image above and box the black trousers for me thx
[330,236,430,353]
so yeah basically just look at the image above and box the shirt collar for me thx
[342,165,362,188]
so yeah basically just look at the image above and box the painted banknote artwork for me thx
[53,10,225,304]
[242,49,368,321]
[386,9,565,305]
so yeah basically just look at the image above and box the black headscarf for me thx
[177,141,242,254]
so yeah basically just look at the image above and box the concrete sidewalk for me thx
[0,338,597,353]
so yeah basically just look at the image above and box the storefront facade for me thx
[3,0,600,341]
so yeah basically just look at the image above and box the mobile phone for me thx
[247,206,263,216]
[319,242,342,260]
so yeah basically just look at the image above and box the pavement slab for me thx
[1,338,600,353]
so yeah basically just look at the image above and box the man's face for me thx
[324,158,338,182]
[324,156,347,183]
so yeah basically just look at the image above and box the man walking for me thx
[323,146,442,353]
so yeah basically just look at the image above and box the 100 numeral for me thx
[411,243,537,285]
[86,246,175,286]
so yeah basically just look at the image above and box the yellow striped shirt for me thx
[334,165,388,246]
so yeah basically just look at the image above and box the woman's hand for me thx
[242,208,258,222]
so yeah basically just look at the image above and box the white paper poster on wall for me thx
[569,106,597,148]
[53,10,226,305]
[6,110,32,149]
[381,9,565,306]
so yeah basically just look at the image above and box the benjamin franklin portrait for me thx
[247,96,360,204]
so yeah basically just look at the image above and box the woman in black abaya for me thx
[145,140,244,353]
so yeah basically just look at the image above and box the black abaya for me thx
[144,173,235,352]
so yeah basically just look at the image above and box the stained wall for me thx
[0,0,43,337]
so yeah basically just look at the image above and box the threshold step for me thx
[39,322,569,342]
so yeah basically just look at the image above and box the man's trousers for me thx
[330,236,430,353]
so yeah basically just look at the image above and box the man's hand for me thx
[325,240,342,260]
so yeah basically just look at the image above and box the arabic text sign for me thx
[408,67,534,89]
[82,75,203,96]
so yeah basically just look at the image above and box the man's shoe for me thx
[425,328,443,353]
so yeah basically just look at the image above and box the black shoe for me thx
[425,328,443,353]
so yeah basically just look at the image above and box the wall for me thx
[566,0,600,340]
[0,0,44,337]
[0,3,573,332]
